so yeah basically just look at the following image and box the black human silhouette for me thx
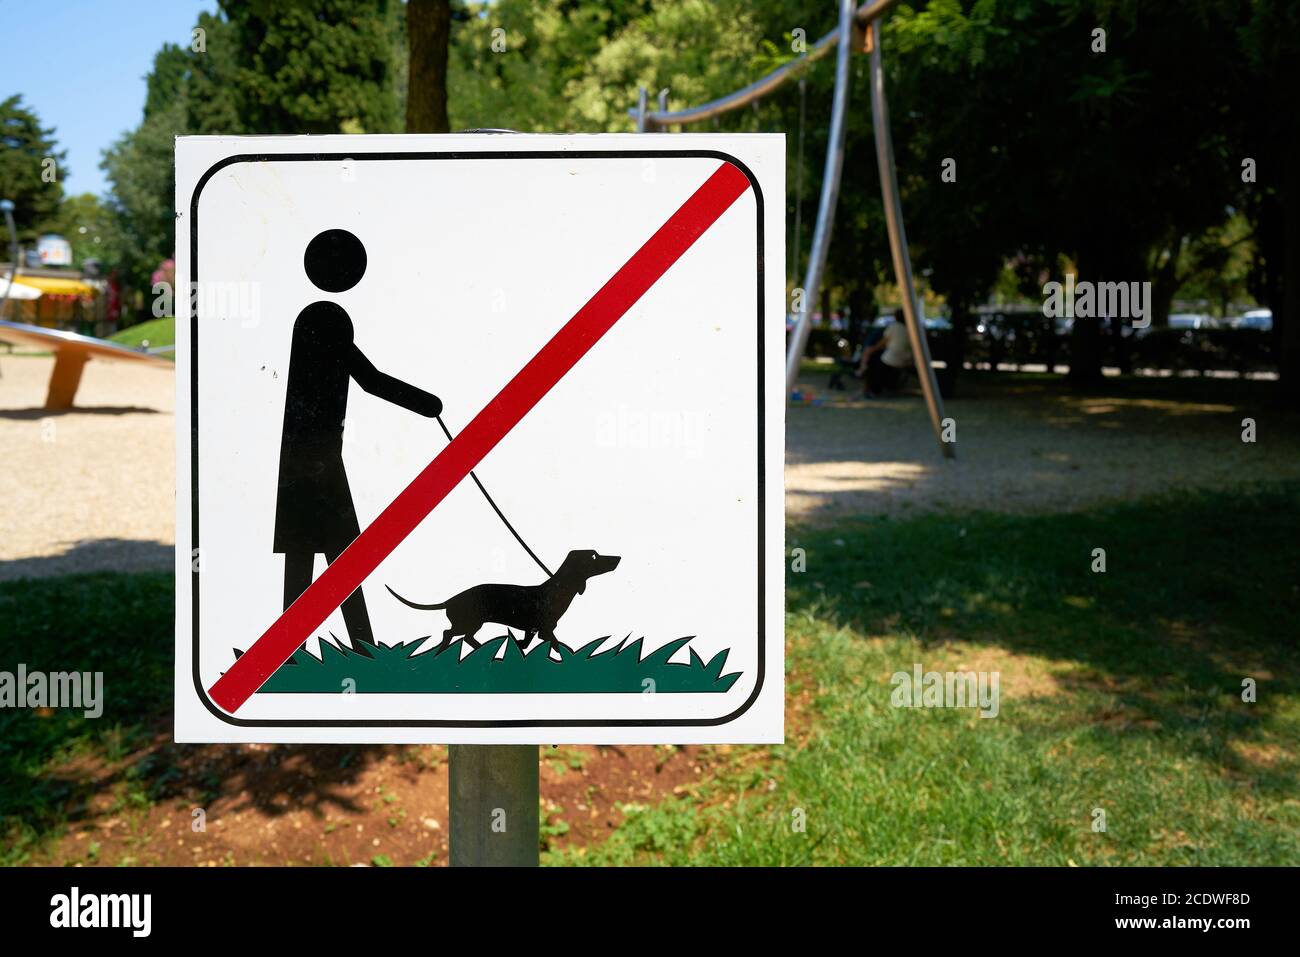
[274,229,441,658]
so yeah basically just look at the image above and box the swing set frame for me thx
[631,0,954,459]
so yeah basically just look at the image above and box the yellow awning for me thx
[15,276,97,296]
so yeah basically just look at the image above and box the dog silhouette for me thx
[386,549,621,654]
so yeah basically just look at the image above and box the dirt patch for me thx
[23,732,732,866]
[919,638,1064,701]
[1228,741,1293,770]
[538,744,733,854]
[9,357,1299,577]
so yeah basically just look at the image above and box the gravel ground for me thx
[0,355,175,581]
[787,364,1300,525]
[3,353,1297,579]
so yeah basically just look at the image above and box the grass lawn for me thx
[547,483,1300,865]
[108,316,175,350]
[0,573,171,865]
[3,483,1297,865]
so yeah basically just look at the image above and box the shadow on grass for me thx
[0,539,173,583]
[787,481,1300,797]
[0,572,397,862]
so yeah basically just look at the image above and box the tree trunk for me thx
[1149,241,1181,328]
[1066,255,1105,388]
[406,0,451,134]
[1067,315,1105,387]
[1069,246,1144,387]
[847,282,872,353]
[943,297,970,398]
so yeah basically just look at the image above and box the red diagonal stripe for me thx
[207,160,752,714]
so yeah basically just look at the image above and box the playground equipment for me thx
[0,318,173,409]
[0,197,171,409]
[632,0,954,459]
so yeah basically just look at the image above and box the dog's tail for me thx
[385,584,446,611]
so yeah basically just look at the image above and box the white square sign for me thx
[174,134,784,743]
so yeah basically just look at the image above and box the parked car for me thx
[1168,313,1212,330]
[1231,308,1273,331]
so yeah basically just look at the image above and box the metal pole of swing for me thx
[636,86,650,132]
[444,131,540,868]
[868,19,954,458]
[784,0,856,393]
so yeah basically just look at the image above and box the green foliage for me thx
[44,193,128,271]
[0,95,66,244]
[213,0,402,135]
[183,14,245,134]
[447,0,783,132]
[1161,212,1258,316]
[258,634,740,694]
[100,98,186,298]
[100,1,403,306]
[143,43,194,122]
[883,1,1242,301]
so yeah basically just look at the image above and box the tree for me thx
[182,13,244,134]
[47,193,127,271]
[407,0,452,132]
[143,43,193,121]
[214,0,401,134]
[856,0,1270,386]
[103,0,405,309]
[446,0,765,132]
[0,95,66,244]
[101,98,187,303]
[1235,0,1300,405]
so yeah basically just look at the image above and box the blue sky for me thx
[2,0,216,198]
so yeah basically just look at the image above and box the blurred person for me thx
[857,309,912,397]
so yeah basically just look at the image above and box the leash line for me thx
[435,414,554,578]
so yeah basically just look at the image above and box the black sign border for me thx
[188,148,767,728]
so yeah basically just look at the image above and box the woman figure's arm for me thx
[348,344,442,417]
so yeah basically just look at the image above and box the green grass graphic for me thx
[256,635,741,694]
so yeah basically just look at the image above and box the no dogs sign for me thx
[174,134,784,743]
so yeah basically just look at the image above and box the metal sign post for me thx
[449,744,539,866]
[440,131,538,869]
